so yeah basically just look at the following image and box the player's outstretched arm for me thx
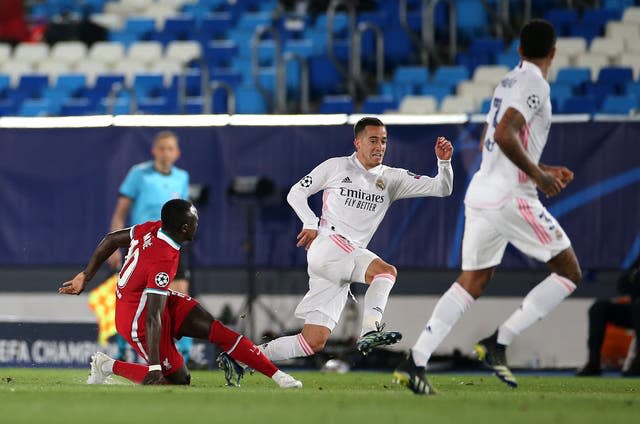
[59,228,132,295]
[434,136,453,161]
[494,107,564,197]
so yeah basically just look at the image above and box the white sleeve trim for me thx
[144,288,169,296]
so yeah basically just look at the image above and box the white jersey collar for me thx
[350,152,383,174]
[158,228,181,250]
[519,60,543,79]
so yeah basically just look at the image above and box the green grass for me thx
[0,369,638,424]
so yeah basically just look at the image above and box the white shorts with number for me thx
[462,196,571,271]
[294,233,378,331]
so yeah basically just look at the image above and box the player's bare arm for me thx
[141,293,168,385]
[107,196,133,269]
[296,228,318,250]
[494,107,563,197]
[434,136,453,161]
[58,228,132,295]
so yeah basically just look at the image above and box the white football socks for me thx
[259,333,314,362]
[360,273,395,336]
[411,282,474,367]
[498,273,576,346]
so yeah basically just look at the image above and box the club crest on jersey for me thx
[300,175,313,188]
[155,272,170,287]
[375,178,385,190]
[527,94,540,109]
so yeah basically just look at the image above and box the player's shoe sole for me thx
[473,340,518,388]
[356,322,402,355]
[216,352,245,387]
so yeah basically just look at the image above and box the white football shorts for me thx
[461,196,571,270]
[294,233,378,330]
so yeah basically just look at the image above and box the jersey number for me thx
[118,238,140,288]
[484,97,502,152]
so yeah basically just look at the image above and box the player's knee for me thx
[384,265,397,279]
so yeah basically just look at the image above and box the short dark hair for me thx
[161,199,194,232]
[520,19,556,59]
[154,130,178,146]
[354,117,384,138]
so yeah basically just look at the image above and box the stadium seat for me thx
[0,44,11,63]
[54,74,87,96]
[597,67,634,92]
[547,54,570,82]
[439,95,475,113]
[205,40,238,68]
[393,66,430,86]
[497,52,519,68]
[561,96,597,114]
[554,37,587,64]
[432,66,470,91]
[472,65,509,85]
[600,94,637,114]
[397,95,437,114]
[13,43,50,66]
[622,6,640,23]
[575,53,610,80]
[361,95,397,114]
[127,41,164,66]
[235,85,267,113]
[544,8,578,36]
[123,17,157,38]
[132,73,165,98]
[618,53,640,79]
[35,60,72,84]
[162,15,196,39]
[456,81,494,110]
[605,21,640,44]
[555,67,592,92]
[17,74,49,98]
[456,0,489,40]
[589,37,625,62]
[418,84,451,104]
[50,41,88,66]
[88,42,125,68]
[165,41,202,65]
[318,95,354,114]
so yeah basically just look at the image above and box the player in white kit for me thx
[394,20,582,395]
[259,117,454,362]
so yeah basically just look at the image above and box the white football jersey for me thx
[465,60,552,209]
[288,152,453,248]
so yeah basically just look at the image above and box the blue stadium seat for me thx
[497,52,520,68]
[360,95,397,114]
[418,84,451,105]
[19,98,51,116]
[124,17,156,38]
[194,13,234,41]
[378,81,413,102]
[318,95,354,114]
[544,9,578,36]
[283,39,316,59]
[555,68,591,92]
[393,66,430,86]
[432,66,470,91]
[600,95,637,114]
[480,98,492,114]
[236,11,273,31]
[308,55,342,96]
[0,74,10,92]
[164,16,196,39]
[17,75,49,99]
[205,40,238,68]
[584,82,614,108]
[561,96,597,114]
[235,85,268,113]
[569,22,601,43]
[456,0,489,40]
[54,74,86,96]
[597,67,634,93]
[550,82,573,111]
[468,38,504,64]
[133,74,165,98]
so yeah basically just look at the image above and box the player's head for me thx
[152,131,181,169]
[353,117,387,170]
[161,199,198,243]
[519,19,556,60]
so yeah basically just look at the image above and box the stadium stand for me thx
[1,0,640,116]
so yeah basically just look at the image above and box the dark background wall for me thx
[0,122,638,273]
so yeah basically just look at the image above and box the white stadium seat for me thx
[50,41,88,66]
[127,41,164,66]
[165,41,202,65]
[13,43,50,65]
[439,95,476,114]
[397,96,438,114]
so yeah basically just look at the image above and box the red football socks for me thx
[113,360,149,384]
[208,320,278,377]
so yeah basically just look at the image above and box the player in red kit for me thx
[60,199,301,388]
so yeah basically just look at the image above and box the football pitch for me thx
[0,369,638,424]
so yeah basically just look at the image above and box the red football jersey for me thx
[115,220,181,357]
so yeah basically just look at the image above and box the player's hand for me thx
[58,271,88,295]
[542,165,574,186]
[434,136,453,161]
[296,229,318,250]
[142,370,167,385]
[535,171,564,198]
[107,250,122,270]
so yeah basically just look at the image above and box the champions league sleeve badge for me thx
[300,175,313,188]
[154,272,170,288]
